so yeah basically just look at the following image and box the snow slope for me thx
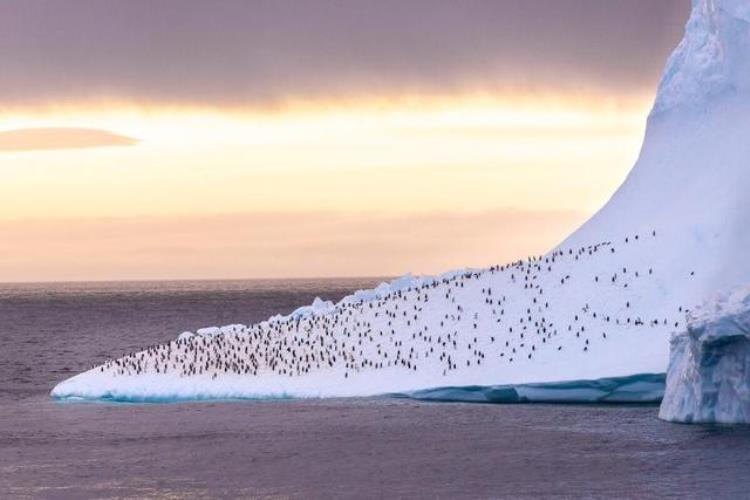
[659,285,750,423]
[52,0,750,402]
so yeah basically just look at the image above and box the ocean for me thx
[2,279,749,498]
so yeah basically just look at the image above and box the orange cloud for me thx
[0,210,587,282]
[0,128,137,152]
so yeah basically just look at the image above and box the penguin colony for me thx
[96,230,695,383]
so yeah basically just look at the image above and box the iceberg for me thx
[52,0,750,403]
[659,286,750,423]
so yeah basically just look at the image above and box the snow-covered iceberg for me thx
[659,286,750,423]
[52,0,750,403]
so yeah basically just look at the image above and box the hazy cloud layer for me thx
[0,0,688,110]
[0,210,586,282]
[0,128,137,151]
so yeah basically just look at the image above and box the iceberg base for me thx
[395,373,665,404]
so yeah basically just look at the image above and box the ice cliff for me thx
[659,285,750,423]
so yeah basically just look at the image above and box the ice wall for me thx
[659,285,750,423]
[653,0,750,114]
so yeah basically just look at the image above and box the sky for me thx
[0,0,690,282]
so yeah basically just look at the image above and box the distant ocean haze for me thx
[0,209,587,282]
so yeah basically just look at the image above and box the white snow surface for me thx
[52,0,750,402]
[659,285,750,423]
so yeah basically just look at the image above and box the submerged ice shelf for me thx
[53,0,750,403]
[396,373,665,404]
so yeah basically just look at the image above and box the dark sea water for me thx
[2,279,750,499]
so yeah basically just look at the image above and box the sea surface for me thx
[2,279,750,499]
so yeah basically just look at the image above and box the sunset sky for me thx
[0,0,689,282]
